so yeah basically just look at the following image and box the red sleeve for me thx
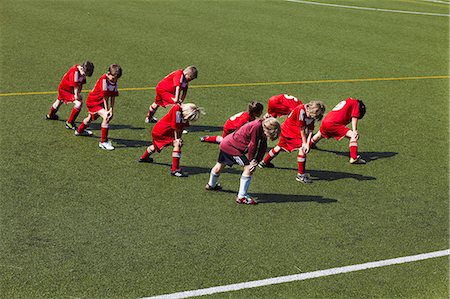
[247,123,266,161]
[67,68,80,87]
[350,100,361,119]
[172,70,182,87]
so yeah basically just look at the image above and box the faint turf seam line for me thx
[0,75,449,97]
[286,0,450,17]
[142,249,450,299]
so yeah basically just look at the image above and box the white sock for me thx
[208,171,220,187]
[238,174,252,198]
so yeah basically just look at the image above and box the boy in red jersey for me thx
[139,103,204,177]
[46,61,95,129]
[75,64,122,151]
[145,66,198,123]
[259,101,326,183]
[265,94,302,118]
[200,101,264,144]
[310,98,366,164]
[205,117,281,205]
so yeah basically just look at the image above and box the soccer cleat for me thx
[182,129,188,134]
[235,195,258,205]
[145,117,158,123]
[74,129,93,136]
[205,183,222,191]
[138,156,154,163]
[258,161,275,168]
[350,155,366,164]
[171,170,188,177]
[99,141,115,151]
[46,114,59,120]
[200,136,208,142]
[65,122,77,130]
[296,173,312,184]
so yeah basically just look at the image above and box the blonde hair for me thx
[306,100,326,120]
[262,117,281,141]
[184,66,198,79]
[181,103,204,122]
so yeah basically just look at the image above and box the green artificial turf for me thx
[1,0,448,298]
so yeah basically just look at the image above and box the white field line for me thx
[286,0,450,17]
[421,0,450,4]
[142,249,450,299]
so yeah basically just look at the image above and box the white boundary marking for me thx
[286,0,450,17]
[143,249,449,299]
[422,0,450,4]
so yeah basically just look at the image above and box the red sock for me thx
[77,121,87,133]
[67,107,81,124]
[297,154,306,174]
[263,147,280,164]
[140,149,151,160]
[172,150,181,172]
[349,141,358,159]
[101,127,109,143]
[48,106,58,117]
[146,105,158,119]
[203,136,218,143]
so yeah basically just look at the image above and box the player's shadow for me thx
[148,162,242,175]
[315,148,398,162]
[274,167,376,181]
[109,138,150,149]
[89,123,145,131]
[186,125,223,133]
[220,189,337,204]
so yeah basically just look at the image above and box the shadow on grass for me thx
[109,138,150,149]
[272,167,376,181]
[185,125,223,133]
[145,162,242,175]
[220,189,338,204]
[314,148,398,162]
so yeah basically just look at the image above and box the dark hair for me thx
[247,101,264,118]
[108,64,122,78]
[358,100,366,119]
[82,61,94,77]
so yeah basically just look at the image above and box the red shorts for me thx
[267,100,291,118]
[87,104,104,114]
[58,89,76,103]
[319,122,350,140]
[154,88,176,108]
[278,134,302,152]
[151,131,175,152]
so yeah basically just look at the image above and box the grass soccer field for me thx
[1,0,449,298]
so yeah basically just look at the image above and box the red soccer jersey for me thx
[151,104,189,151]
[58,65,86,93]
[267,94,302,117]
[156,69,188,94]
[86,74,119,108]
[322,98,361,126]
[281,104,315,138]
[223,111,251,136]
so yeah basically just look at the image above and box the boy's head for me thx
[107,64,122,82]
[247,101,264,118]
[181,103,205,122]
[81,61,94,77]
[357,99,366,119]
[184,66,198,81]
[306,100,326,121]
[262,117,281,141]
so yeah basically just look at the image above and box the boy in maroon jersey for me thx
[145,66,198,123]
[259,101,325,183]
[139,103,204,177]
[46,61,94,129]
[75,64,122,151]
[205,117,281,205]
[200,101,263,144]
[265,93,302,118]
[311,98,366,164]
